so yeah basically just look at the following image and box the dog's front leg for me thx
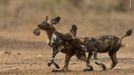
[48,49,60,69]
[93,49,106,70]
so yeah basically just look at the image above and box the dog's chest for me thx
[47,33,58,46]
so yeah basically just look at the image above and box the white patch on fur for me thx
[81,45,87,52]
[50,33,57,44]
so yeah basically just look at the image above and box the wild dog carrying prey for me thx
[33,16,86,72]
[81,29,133,71]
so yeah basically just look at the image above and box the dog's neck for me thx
[45,27,56,40]
[45,27,57,42]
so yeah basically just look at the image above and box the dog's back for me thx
[83,28,133,53]
[96,35,121,53]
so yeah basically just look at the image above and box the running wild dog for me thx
[81,29,133,71]
[33,16,86,72]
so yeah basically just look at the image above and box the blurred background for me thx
[0,0,134,52]
[0,0,134,74]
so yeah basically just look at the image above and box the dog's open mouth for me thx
[33,28,41,36]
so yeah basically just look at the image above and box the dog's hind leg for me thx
[52,54,72,72]
[108,44,121,69]
[62,55,72,71]
[109,52,118,69]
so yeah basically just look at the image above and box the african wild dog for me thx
[80,29,133,71]
[33,16,86,72]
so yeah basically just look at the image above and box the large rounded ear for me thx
[70,24,77,37]
[51,16,61,25]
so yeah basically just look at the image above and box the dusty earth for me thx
[0,30,134,75]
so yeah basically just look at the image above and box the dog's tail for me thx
[121,29,133,40]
